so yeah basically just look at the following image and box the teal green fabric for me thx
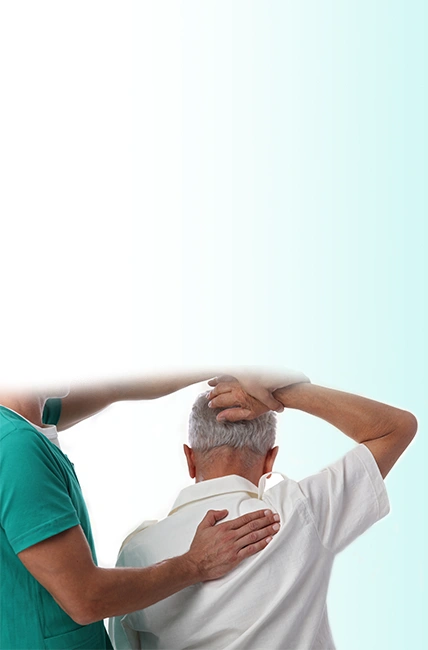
[0,406,112,650]
[42,398,62,426]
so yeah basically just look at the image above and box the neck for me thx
[195,449,265,486]
[0,394,45,427]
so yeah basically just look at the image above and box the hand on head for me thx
[208,368,310,422]
[207,380,270,422]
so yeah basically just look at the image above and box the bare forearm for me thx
[74,555,198,625]
[33,510,279,625]
[58,371,213,430]
[274,383,416,443]
[113,371,214,401]
[208,377,417,479]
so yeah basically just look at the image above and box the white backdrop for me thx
[1,3,426,649]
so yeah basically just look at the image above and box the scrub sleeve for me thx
[0,404,113,649]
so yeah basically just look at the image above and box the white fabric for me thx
[110,444,389,650]
[32,422,60,448]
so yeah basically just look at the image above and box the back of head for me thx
[188,392,276,456]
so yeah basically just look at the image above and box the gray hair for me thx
[188,392,276,455]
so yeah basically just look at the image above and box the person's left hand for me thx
[208,380,271,422]
[208,368,310,413]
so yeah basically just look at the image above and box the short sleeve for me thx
[42,398,62,425]
[0,427,80,554]
[297,444,390,554]
[109,548,140,649]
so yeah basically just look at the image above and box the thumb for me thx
[257,389,284,412]
[217,408,252,422]
[199,509,229,528]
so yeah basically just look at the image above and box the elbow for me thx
[60,598,97,626]
[55,566,111,625]
[58,589,106,627]
[399,410,418,440]
[68,606,104,625]
[69,607,99,627]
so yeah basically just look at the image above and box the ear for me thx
[183,444,196,479]
[263,446,279,475]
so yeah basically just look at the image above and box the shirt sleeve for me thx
[42,397,62,425]
[109,549,140,650]
[109,616,139,650]
[0,426,80,554]
[296,443,390,554]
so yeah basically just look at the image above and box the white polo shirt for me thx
[110,444,389,650]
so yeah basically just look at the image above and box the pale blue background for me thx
[175,4,427,648]
[1,2,426,648]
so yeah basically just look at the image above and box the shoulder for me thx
[294,444,390,552]
[0,408,56,468]
[301,444,386,494]
[297,444,384,488]
[263,445,389,519]
[0,406,38,442]
[118,520,159,557]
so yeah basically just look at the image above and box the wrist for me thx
[273,382,313,408]
[172,552,203,587]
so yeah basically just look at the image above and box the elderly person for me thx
[110,375,417,650]
[0,371,289,650]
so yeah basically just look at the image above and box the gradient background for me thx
[0,2,426,648]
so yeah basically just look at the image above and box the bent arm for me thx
[274,383,418,478]
[18,526,201,625]
[18,510,279,625]
[209,379,417,479]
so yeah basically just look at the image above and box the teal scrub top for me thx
[0,401,113,650]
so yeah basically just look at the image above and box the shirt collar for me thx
[169,475,259,516]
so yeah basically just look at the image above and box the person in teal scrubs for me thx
[0,372,284,650]
[1,401,112,650]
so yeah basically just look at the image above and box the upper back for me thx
[112,445,389,650]
[113,477,333,650]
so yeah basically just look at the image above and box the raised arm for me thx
[56,371,216,430]
[209,381,417,479]
[55,368,304,431]
[276,383,417,478]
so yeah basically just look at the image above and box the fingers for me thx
[198,509,229,528]
[209,383,284,414]
[208,384,252,419]
[216,408,253,422]
[236,518,280,550]
[237,536,274,559]
[190,508,280,582]
[208,392,242,410]
[228,510,280,557]
[208,382,237,397]
[227,509,279,532]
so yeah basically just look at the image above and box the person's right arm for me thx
[54,368,309,430]
[18,509,280,626]
[209,381,417,478]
